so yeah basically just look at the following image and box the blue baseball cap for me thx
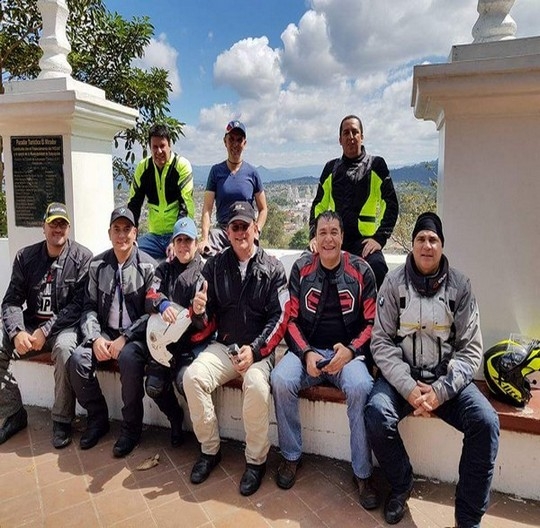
[172,217,197,241]
[225,120,246,137]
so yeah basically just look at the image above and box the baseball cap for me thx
[110,206,135,227]
[44,202,70,224]
[172,217,197,241]
[228,201,256,225]
[225,120,246,137]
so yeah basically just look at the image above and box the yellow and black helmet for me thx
[484,339,540,407]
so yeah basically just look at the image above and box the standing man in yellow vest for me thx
[309,115,398,287]
[128,124,195,260]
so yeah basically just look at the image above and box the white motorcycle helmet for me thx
[146,303,192,366]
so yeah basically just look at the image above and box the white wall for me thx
[413,38,540,349]
[12,360,539,500]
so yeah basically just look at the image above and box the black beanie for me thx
[412,212,444,246]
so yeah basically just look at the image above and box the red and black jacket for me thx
[286,251,376,361]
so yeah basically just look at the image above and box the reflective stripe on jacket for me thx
[309,147,398,248]
[128,154,194,235]
[372,264,483,404]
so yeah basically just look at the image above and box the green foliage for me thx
[0,0,184,232]
[0,1,42,89]
[391,179,437,253]
[260,201,288,249]
[289,226,310,250]
[67,1,184,161]
[270,195,289,208]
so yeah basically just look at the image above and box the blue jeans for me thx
[365,377,500,528]
[137,232,172,260]
[271,349,374,479]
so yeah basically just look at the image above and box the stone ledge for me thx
[476,381,540,436]
[23,352,540,435]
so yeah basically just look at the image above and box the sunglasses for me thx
[48,220,69,229]
[229,223,251,232]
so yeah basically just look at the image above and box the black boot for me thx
[148,369,185,448]
[113,435,139,458]
[190,450,222,484]
[80,397,109,450]
[0,408,28,444]
[384,481,413,525]
[240,462,266,496]
[52,421,72,449]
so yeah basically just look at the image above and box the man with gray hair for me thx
[183,201,289,497]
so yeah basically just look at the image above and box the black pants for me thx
[69,334,181,440]
[344,239,388,289]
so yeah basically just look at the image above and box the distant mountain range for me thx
[117,160,437,189]
[192,160,437,186]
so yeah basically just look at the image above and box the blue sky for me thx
[104,0,538,169]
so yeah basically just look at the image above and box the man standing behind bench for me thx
[128,123,194,260]
[0,203,92,448]
[271,210,378,510]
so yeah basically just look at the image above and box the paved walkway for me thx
[1,406,539,527]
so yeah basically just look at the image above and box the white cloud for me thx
[133,33,182,98]
[213,37,283,99]
[180,0,539,168]
[280,10,342,85]
[310,0,477,74]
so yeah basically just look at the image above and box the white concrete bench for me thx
[9,248,540,500]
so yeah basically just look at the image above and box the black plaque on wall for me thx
[11,136,65,227]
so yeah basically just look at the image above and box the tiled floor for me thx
[1,407,539,528]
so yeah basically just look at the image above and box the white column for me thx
[472,0,516,43]
[0,0,138,257]
[37,0,72,79]
[412,37,540,348]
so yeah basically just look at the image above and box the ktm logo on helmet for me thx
[483,339,539,406]
[492,378,522,400]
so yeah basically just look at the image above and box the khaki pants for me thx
[0,327,78,423]
[183,341,274,465]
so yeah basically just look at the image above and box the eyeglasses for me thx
[229,223,250,232]
[47,220,69,229]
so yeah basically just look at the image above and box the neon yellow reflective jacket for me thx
[128,153,194,235]
[309,149,398,248]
